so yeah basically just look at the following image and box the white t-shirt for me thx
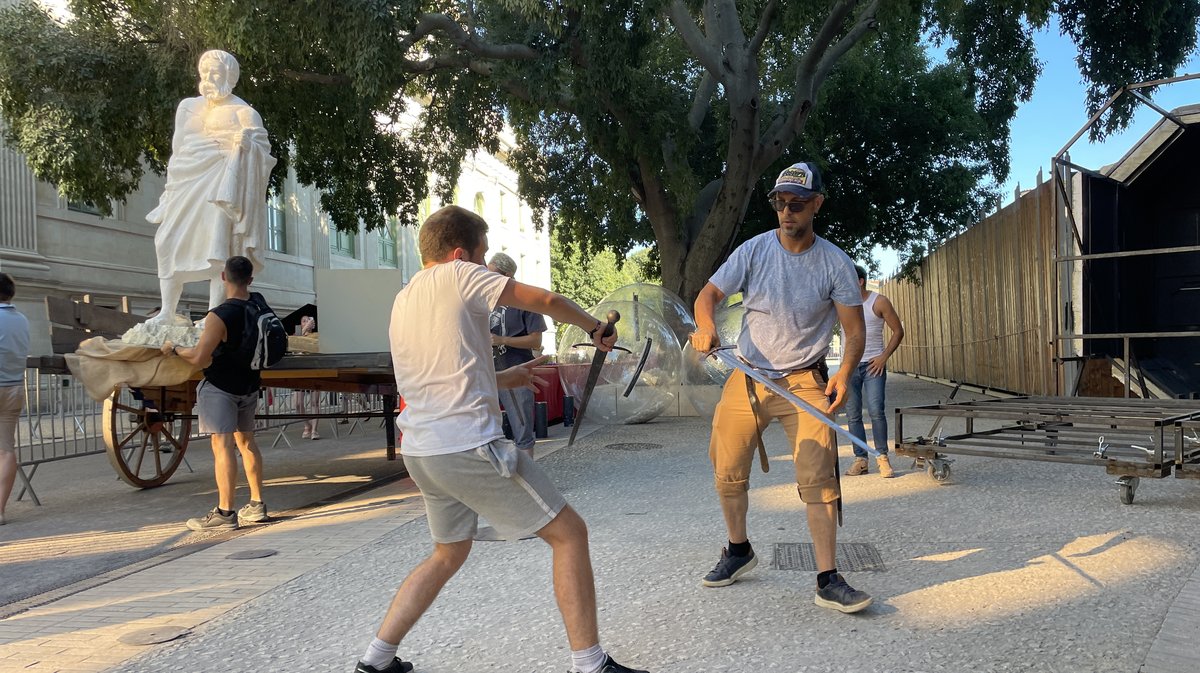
[389,260,510,456]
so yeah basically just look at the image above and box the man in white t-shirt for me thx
[354,206,648,673]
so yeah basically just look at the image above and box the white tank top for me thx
[862,292,885,359]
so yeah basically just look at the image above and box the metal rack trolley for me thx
[894,396,1200,504]
[1174,418,1200,481]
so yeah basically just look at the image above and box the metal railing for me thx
[14,369,391,505]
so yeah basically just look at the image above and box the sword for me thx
[568,310,621,446]
[622,337,653,398]
[708,347,880,458]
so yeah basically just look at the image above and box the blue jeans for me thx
[845,362,888,458]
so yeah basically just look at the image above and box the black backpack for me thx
[234,292,288,370]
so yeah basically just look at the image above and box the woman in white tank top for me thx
[844,266,905,478]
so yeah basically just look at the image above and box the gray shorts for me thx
[196,380,257,434]
[404,440,567,543]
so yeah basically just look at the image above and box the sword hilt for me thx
[599,310,620,339]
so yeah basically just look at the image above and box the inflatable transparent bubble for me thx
[683,303,747,417]
[557,300,682,425]
[600,283,698,347]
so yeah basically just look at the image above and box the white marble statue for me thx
[146,50,276,324]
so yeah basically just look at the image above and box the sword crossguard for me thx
[571,309,626,351]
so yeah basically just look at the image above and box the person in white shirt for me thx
[354,206,648,673]
[843,264,905,478]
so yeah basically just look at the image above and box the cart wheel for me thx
[931,462,951,482]
[103,391,191,488]
[1117,476,1139,505]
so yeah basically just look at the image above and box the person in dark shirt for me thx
[163,256,268,530]
[487,253,548,458]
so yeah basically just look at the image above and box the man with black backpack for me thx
[162,255,276,530]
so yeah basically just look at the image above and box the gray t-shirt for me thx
[710,232,861,376]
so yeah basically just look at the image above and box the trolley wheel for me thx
[931,462,951,482]
[1117,476,1140,505]
[102,392,191,488]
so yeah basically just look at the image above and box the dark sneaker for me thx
[846,457,869,475]
[814,573,872,613]
[701,547,758,587]
[354,658,414,673]
[238,501,268,523]
[595,655,649,673]
[186,507,237,531]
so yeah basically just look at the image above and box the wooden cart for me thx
[39,298,398,488]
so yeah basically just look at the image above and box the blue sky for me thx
[875,19,1200,275]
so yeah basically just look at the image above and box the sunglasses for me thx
[769,197,817,213]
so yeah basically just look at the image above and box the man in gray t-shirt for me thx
[691,161,873,613]
[487,252,548,455]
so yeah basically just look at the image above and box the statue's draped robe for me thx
[148,103,276,280]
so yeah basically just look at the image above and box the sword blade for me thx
[567,310,621,447]
[710,349,879,458]
[568,348,607,446]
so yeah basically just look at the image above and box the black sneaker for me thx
[354,658,414,673]
[701,547,758,587]
[573,654,648,673]
[814,573,873,613]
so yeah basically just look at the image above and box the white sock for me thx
[571,643,607,673]
[361,637,399,669]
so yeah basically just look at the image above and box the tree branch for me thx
[748,0,780,57]
[796,0,858,86]
[402,55,495,74]
[667,0,724,81]
[813,0,879,89]
[281,69,352,86]
[756,0,874,173]
[688,73,718,131]
[398,13,540,63]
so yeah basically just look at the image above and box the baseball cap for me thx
[768,162,823,198]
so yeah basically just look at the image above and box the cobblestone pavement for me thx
[2,375,1199,673]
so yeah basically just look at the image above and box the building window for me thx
[332,227,357,257]
[379,219,398,267]
[499,191,507,223]
[67,199,102,215]
[266,193,287,253]
[474,192,485,216]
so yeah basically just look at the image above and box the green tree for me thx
[550,228,639,309]
[0,0,1195,302]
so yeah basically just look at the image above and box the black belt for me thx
[744,373,770,474]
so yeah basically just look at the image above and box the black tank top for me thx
[203,300,261,396]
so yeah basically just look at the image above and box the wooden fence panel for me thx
[881,180,1058,395]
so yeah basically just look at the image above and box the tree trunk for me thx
[655,204,748,307]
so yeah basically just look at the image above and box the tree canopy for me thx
[0,0,1196,301]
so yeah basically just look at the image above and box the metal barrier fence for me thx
[14,368,391,505]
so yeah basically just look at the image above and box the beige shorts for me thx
[403,440,567,543]
[709,369,839,504]
[0,385,22,454]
